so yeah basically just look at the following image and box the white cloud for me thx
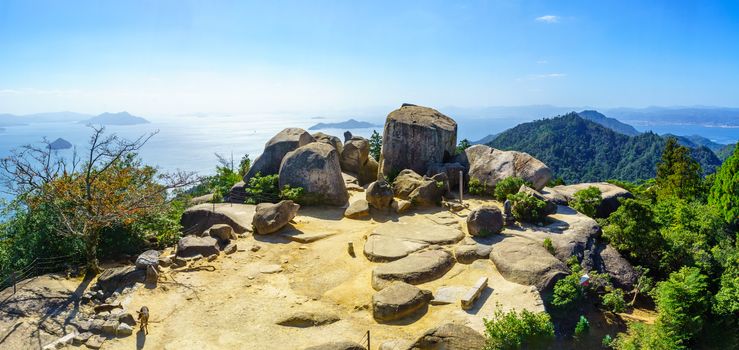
[535,15,559,23]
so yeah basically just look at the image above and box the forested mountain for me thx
[488,113,722,183]
[578,110,640,136]
[717,143,737,161]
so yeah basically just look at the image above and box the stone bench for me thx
[461,277,488,310]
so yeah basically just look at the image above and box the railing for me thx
[358,330,370,349]
[0,253,82,294]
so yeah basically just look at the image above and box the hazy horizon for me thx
[2,1,739,116]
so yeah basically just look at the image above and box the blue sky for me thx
[1,0,738,115]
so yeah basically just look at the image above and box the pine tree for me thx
[709,143,739,226]
[656,137,703,200]
[369,130,382,161]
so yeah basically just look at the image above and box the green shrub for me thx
[456,139,471,155]
[574,315,590,337]
[547,177,566,187]
[493,177,525,201]
[483,308,555,350]
[369,130,382,161]
[601,288,627,313]
[551,273,583,309]
[543,238,555,255]
[469,177,487,195]
[602,334,614,348]
[245,173,304,204]
[572,186,602,217]
[507,192,548,223]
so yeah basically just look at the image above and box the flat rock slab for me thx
[281,230,336,243]
[364,220,463,262]
[372,250,455,290]
[430,286,468,305]
[180,203,255,235]
[454,243,493,264]
[276,311,340,327]
[406,323,486,350]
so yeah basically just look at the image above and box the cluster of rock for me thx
[176,223,238,260]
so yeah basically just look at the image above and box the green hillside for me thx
[488,113,722,183]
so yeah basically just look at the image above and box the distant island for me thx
[80,111,149,125]
[48,138,72,150]
[308,118,379,130]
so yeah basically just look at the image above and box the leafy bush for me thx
[574,315,590,337]
[245,173,304,204]
[468,177,488,195]
[613,322,679,350]
[547,177,566,187]
[543,238,555,255]
[602,199,664,271]
[483,308,555,350]
[493,177,525,202]
[708,143,738,226]
[507,192,548,223]
[572,186,602,217]
[601,288,627,313]
[654,266,709,346]
[602,334,614,348]
[551,273,583,309]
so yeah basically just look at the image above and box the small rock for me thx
[207,254,218,262]
[466,206,504,236]
[116,322,134,336]
[135,250,160,270]
[372,282,432,322]
[102,319,119,335]
[117,313,136,326]
[344,199,370,219]
[253,200,301,234]
[276,311,340,327]
[85,335,105,349]
[208,223,237,241]
[224,243,237,255]
[172,256,187,268]
[251,245,262,252]
[73,331,93,345]
[259,264,283,274]
[146,265,159,284]
[366,180,394,210]
[391,199,411,214]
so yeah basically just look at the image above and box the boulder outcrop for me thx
[392,170,446,207]
[134,250,159,270]
[340,136,378,185]
[366,180,394,210]
[312,132,343,154]
[176,235,220,258]
[457,144,551,191]
[244,128,314,183]
[379,105,457,178]
[180,203,255,235]
[490,236,569,291]
[279,142,348,206]
[344,199,369,219]
[95,266,146,295]
[372,282,432,322]
[466,206,504,236]
[253,200,300,234]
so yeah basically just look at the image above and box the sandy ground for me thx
[95,193,544,350]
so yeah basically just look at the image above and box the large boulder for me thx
[279,142,349,206]
[366,180,394,210]
[95,266,146,295]
[340,137,378,185]
[588,243,638,290]
[206,224,236,241]
[244,128,315,183]
[458,144,551,191]
[176,235,219,258]
[372,250,455,290]
[490,236,569,291]
[406,323,486,350]
[135,250,159,270]
[545,182,633,218]
[466,206,504,236]
[180,203,255,235]
[393,170,446,207]
[312,132,343,155]
[379,105,457,178]
[372,282,432,322]
[253,200,300,234]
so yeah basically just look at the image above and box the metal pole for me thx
[459,171,464,203]
[367,330,370,350]
[12,272,16,294]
